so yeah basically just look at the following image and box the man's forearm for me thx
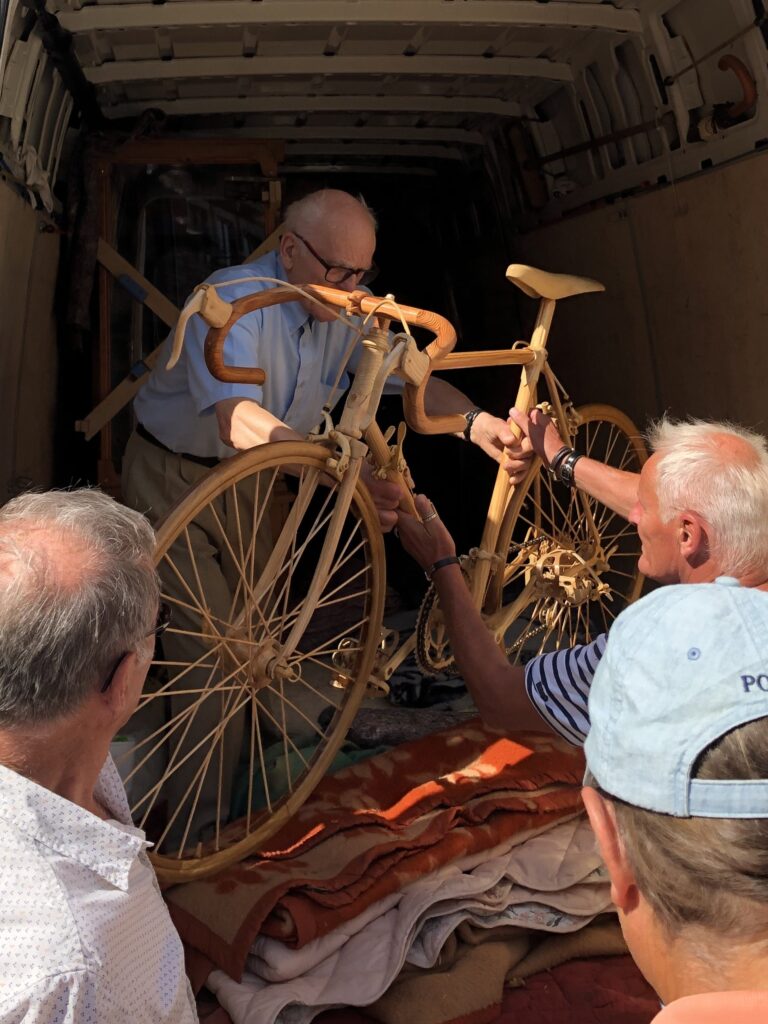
[423,376,474,418]
[216,397,301,450]
[513,408,641,521]
[431,564,552,734]
[571,459,639,520]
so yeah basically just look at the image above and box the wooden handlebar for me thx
[203,283,467,435]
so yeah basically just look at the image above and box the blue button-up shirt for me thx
[135,250,400,459]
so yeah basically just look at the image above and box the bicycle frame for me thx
[178,274,613,692]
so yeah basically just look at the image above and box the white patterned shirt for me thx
[0,756,198,1023]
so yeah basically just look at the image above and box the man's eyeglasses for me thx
[292,231,378,287]
[99,601,172,694]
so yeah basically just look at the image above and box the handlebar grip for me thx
[203,287,303,384]
[201,282,465,435]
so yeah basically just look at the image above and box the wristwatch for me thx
[426,556,461,581]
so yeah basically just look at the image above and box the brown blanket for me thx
[168,722,586,981]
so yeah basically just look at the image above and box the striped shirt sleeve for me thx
[523,633,608,746]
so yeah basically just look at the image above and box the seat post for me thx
[510,297,556,434]
[474,297,558,605]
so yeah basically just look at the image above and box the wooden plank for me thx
[77,243,181,442]
[97,238,179,327]
[109,137,284,177]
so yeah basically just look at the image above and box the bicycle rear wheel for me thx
[489,404,647,663]
[121,441,385,883]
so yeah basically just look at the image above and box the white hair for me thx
[283,189,378,233]
[648,417,768,577]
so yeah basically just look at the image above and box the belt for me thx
[136,422,219,469]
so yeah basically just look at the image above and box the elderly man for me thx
[0,489,197,1023]
[124,187,518,527]
[397,414,768,743]
[583,580,768,1021]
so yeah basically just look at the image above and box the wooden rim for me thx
[122,442,385,883]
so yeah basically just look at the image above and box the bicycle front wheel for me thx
[123,441,385,882]
[489,404,647,663]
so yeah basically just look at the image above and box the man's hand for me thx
[359,460,405,533]
[395,493,456,571]
[469,411,534,485]
[507,407,568,467]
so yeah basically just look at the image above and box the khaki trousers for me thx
[123,430,267,846]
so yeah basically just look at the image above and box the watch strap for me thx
[462,407,483,441]
[426,555,461,581]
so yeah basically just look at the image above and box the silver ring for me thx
[422,510,439,523]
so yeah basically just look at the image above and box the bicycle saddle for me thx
[506,264,604,300]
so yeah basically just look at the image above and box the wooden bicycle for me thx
[122,264,647,884]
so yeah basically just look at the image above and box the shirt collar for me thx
[0,756,149,891]
[272,253,312,335]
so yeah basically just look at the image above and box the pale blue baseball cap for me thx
[584,578,768,818]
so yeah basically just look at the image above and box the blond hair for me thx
[613,717,768,940]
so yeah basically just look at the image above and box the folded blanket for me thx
[205,818,610,1024]
[247,816,606,983]
[168,723,585,980]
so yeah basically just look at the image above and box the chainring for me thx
[415,582,457,674]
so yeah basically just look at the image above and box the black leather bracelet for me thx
[547,445,572,478]
[462,407,483,441]
[558,450,584,487]
[426,555,461,581]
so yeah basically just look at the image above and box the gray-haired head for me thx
[283,189,378,234]
[0,489,158,726]
[649,417,768,578]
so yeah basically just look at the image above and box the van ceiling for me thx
[2,1,768,216]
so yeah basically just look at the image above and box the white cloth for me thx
[0,757,197,1024]
[208,816,609,1024]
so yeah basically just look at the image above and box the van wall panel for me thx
[14,226,59,492]
[514,205,660,432]
[628,159,768,432]
[517,151,768,438]
[0,179,59,501]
